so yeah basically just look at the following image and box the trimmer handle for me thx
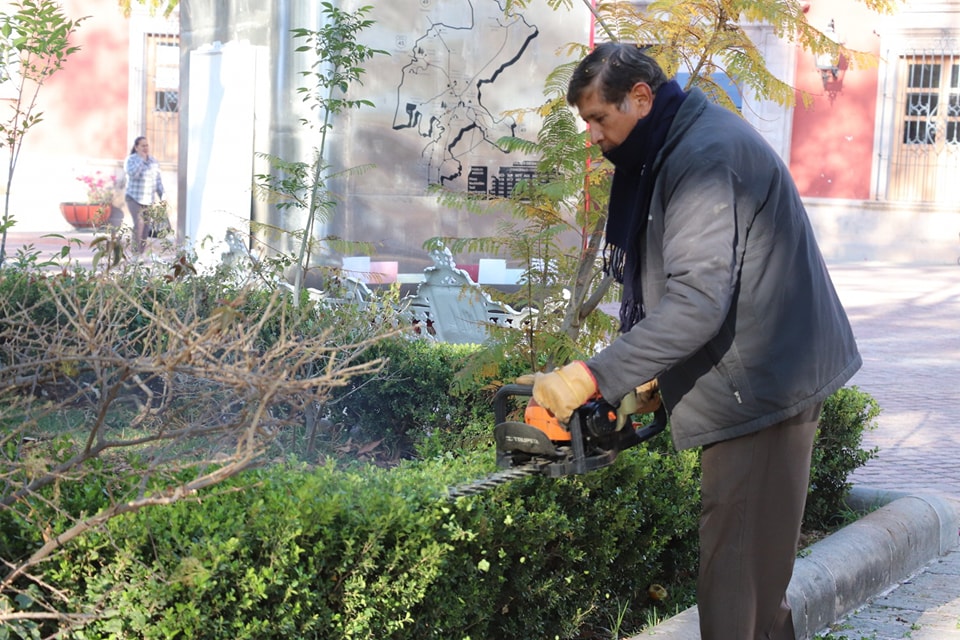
[494,383,668,444]
[494,383,535,424]
[626,404,668,446]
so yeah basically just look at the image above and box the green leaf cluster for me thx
[255,3,389,308]
[2,447,702,639]
[507,0,898,110]
[428,57,619,373]
[804,386,881,530]
[117,0,178,19]
[291,3,388,128]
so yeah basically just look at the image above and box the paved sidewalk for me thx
[829,264,960,496]
[830,547,960,639]
[812,263,960,640]
[2,227,106,270]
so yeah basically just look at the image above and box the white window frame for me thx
[872,3,960,202]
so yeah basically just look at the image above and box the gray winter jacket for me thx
[587,88,861,450]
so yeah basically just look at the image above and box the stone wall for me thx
[806,198,960,265]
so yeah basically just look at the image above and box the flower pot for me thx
[59,202,111,228]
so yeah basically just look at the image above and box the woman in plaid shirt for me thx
[124,136,165,254]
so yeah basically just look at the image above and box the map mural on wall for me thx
[390,0,539,193]
[329,0,589,269]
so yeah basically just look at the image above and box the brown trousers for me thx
[697,403,821,640]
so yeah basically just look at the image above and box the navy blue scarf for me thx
[601,80,687,331]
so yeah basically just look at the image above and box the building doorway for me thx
[143,33,179,165]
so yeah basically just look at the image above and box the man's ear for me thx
[631,82,655,118]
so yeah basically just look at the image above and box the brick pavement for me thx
[827,263,960,497]
[815,263,960,640]
[832,547,960,639]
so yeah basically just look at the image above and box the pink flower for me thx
[76,171,118,206]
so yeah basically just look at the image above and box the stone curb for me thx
[633,487,960,639]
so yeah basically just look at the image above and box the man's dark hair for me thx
[566,42,669,107]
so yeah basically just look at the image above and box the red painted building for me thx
[0,0,177,233]
[787,0,959,262]
[790,3,882,200]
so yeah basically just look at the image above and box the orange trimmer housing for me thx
[493,383,668,477]
[523,398,572,442]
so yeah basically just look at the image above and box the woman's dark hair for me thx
[129,136,146,155]
[566,42,668,106]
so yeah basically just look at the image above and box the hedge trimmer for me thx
[448,384,667,498]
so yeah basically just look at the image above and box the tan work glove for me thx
[635,379,661,413]
[531,361,598,424]
[514,372,536,386]
[615,379,661,430]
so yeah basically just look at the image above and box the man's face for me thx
[575,81,654,154]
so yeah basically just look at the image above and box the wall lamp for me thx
[815,20,846,94]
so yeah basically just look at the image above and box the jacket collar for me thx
[652,87,709,176]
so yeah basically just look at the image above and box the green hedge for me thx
[326,338,530,458]
[805,386,880,530]
[1,382,879,640]
[330,335,880,534]
[33,445,699,640]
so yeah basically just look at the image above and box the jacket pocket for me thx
[705,332,756,407]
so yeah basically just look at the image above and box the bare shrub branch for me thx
[0,266,395,628]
